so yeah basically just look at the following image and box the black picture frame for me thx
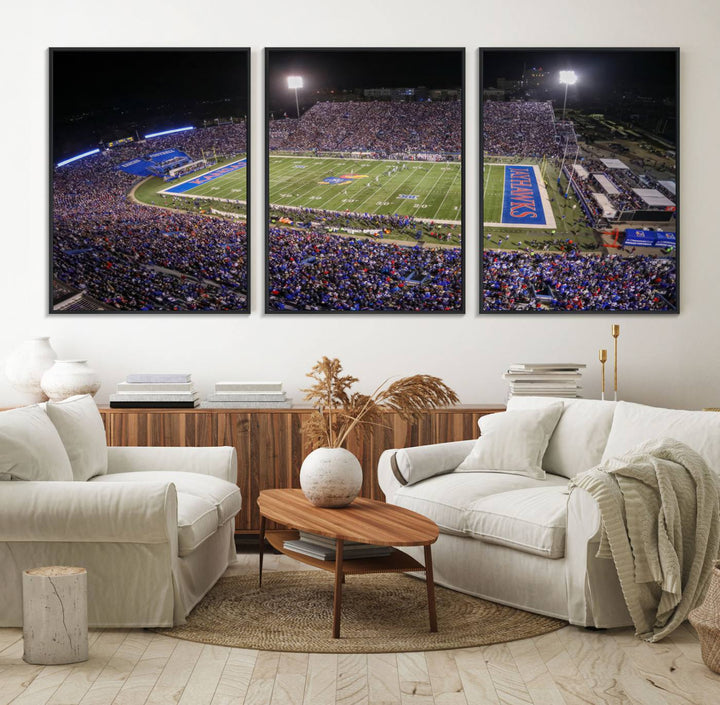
[480,47,679,314]
[265,47,465,314]
[49,47,251,313]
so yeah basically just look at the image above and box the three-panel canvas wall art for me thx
[50,47,677,314]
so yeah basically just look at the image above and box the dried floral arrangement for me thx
[302,356,459,449]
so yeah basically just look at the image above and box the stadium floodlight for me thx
[144,126,195,139]
[56,148,101,168]
[287,76,304,118]
[559,70,578,121]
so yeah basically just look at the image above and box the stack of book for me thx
[502,363,586,399]
[200,381,292,408]
[283,531,393,561]
[109,373,199,408]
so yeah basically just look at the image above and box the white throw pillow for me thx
[0,405,73,481]
[456,404,563,479]
[45,395,108,481]
[508,396,617,478]
[601,401,720,477]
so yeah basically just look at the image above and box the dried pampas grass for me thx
[302,356,458,449]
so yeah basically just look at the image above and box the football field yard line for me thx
[353,165,416,214]
[268,156,461,220]
[428,166,461,221]
[274,157,331,194]
[434,164,462,222]
[416,168,445,220]
[482,164,504,224]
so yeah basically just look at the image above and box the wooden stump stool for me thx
[689,563,720,673]
[22,566,88,665]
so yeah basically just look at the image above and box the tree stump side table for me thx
[689,563,720,673]
[22,566,89,665]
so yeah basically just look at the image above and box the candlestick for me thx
[611,324,620,401]
[599,348,607,401]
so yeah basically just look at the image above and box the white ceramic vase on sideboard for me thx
[299,447,363,508]
[40,360,101,402]
[4,337,58,402]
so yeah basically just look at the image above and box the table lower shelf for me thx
[265,530,426,575]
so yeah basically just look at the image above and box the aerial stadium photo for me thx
[265,48,464,312]
[481,49,678,312]
[50,48,249,313]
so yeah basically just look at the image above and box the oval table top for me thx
[257,489,438,546]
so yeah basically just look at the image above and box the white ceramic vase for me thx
[299,447,363,508]
[4,337,58,402]
[40,360,101,402]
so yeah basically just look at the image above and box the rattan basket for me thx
[689,562,720,673]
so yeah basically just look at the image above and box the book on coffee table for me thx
[282,538,393,561]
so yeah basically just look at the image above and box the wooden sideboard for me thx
[99,405,504,533]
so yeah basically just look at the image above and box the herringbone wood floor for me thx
[1,553,718,704]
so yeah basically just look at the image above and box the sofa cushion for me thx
[456,404,563,479]
[393,471,568,536]
[176,492,220,556]
[45,394,108,481]
[601,402,720,476]
[91,471,241,525]
[0,405,73,481]
[508,396,617,478]
[466,486,570,558]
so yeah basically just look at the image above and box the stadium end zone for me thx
[159,158,247,197]
[485,164,557,230]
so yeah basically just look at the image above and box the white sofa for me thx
[0,395,241,628]
[378,397,720,628]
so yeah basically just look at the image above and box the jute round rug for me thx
[155,571,565,653]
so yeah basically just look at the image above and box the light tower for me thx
[287,76,303,119]
[558,70,578,122]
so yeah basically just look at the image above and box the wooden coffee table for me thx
[257,488,439,639]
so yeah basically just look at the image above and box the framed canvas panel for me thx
[50,48,250,313]
[480,48,679,313]
[265,48,464,313]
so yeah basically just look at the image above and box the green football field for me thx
[133,157,248,213]
[483,163,505,223]
[482,159,599,250]
[269,156,461,222]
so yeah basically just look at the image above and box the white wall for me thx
[1,0,718,409]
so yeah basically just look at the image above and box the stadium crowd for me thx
[269,101,461,156]
[53,123,248,311]
[483,101,559,157]
[272,205,418,231]
[483,249,676,311]
[268,228,461,311]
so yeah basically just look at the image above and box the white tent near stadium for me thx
[599,158,630,170]
[593,173,620,194]
[659,179,677,195]
[632,188,676,208]
[592,192,617,219]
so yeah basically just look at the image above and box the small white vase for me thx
[4,337,58,402]
[40,360,101,402]
[300,447,363,508]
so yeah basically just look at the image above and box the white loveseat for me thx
[0,395,241,628]
[378,397,720,628]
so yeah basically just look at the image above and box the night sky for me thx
[52,49,249,160]
[267,49,463,114]
[483,49,677,106]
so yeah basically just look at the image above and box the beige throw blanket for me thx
[570,438,720,641]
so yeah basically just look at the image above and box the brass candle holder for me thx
[611,324,620,401]
[599,349,607,401]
